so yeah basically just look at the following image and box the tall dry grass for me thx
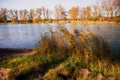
[37,25,110,61]
[36,25,120,80]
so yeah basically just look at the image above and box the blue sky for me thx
[0,0,97,10]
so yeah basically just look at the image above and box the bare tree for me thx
[14,10,19,21]
[41,7,51,20]
[23,9,29,21]
[45,8,51,20]
[42,7,46,19]
[112,0,120,17]
[92,3,102,21]
[93,5,98,19]
[54,4,66,20]
[36,8,42,20]
[19,9,29,22]
[29,9,35,22]
[79,8,86,20]
[8,9,18,22]
[101,0,120,18]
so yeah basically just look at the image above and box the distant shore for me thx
[0,20,120,25]
[54,20,120,24]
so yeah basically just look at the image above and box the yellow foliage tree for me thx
[69,6,79,20]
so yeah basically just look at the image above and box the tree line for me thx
[0,0,120,23]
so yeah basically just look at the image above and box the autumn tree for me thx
[54,4,66,20]
[69,6,79,20]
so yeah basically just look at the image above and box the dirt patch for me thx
[0,68,11,80]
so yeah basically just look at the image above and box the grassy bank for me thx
[0,26,120,80]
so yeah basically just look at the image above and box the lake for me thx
[0,23,120,54]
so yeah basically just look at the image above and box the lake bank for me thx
[0,20,120,25]
[53,20,120,24]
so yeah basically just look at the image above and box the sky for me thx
[0,0,97,10]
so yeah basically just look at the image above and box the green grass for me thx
[0,53,67,79]
[43,54,120,80]
[0,26,120,80]
[0,54,42,79]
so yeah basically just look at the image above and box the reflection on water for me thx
[0,23,120,54]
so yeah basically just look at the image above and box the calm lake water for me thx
[0,23,120,54]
